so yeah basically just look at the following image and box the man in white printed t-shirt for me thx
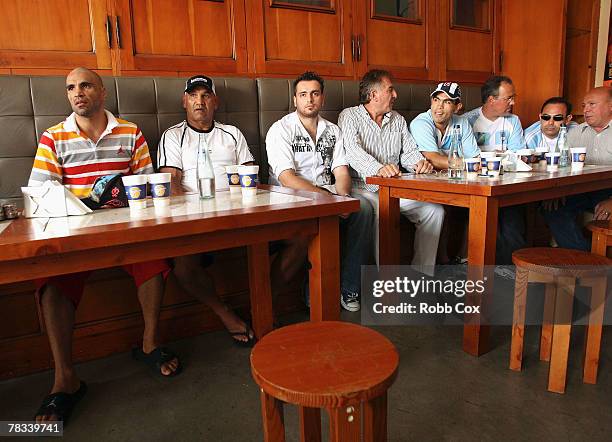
[464,76,525,152]
[464,76,527,265]
[266,71,374,312]
[157,75,257,346]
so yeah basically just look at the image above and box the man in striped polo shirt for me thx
[339,69,444,274]
[28,67,179,424]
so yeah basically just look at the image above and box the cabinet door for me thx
[361,0,437,80]
[115,0,248,74]
[246,0,356,77]
[501,0,567,123]
[441,0,499,83]
[0,0,112,71]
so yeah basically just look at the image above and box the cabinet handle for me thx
[356,35,361,62]
[351,35,355,61]
[105,16,112,48]
[115,16,122,49]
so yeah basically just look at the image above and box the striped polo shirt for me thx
[29,110,153,198]
[338,105,424,192]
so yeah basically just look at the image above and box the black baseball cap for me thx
[185,75,216,94]
[431,82,462,102]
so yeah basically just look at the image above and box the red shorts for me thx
[35,260,170,308]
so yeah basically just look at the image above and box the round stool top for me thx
[512,247,612,277]
[586,220,612,235]
[250,321,399,408]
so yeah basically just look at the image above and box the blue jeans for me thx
[339,194,374,294]
[542,189,612,251]
[497,206,527,265]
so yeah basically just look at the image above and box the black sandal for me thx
[229,325,257,348]
[132,347,182,377]
[34,381,87,426]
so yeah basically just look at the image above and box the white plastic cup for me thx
[225,165,242,194]
[121,174,148,209]
[464,158,480,180]
[148,173,171,207]
[487,157,502,177]
[535,146,549,171]
[545,152,560,171]
[570,147,587,170]
[238,165,259,198]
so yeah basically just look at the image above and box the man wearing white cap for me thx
[410,82,480,168]
[157,75,257,346]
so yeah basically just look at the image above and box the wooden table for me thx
[367,165,612,356]
[0,186,359,339]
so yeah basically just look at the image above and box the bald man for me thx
[543,87,612,250]
[28,67,179,424]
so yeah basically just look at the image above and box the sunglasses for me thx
[540,114,564,121]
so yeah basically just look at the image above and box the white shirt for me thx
[266,112,348,193]
[157,121,253,192]
[338,105,424,192]
[464,107,525,152]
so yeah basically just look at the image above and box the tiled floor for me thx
[1,310,610,441]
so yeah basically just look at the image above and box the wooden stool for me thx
[509,247,611,393]
[250,321,399,441]
[587,220,612,257]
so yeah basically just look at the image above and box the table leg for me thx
[548,276,575,394]
[378,185,400,265]
[464,196,498,356]
[329,403,361,442]
[299,406,321,442]
[260,389,286,442]
[248,242,274,338]
[308,216,340,322]
[364,393,387,442]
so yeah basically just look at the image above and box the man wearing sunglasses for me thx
[543,87,612,250]
[524,97,575,149]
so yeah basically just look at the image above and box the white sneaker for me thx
[341,290,360,312]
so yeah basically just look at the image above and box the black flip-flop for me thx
[132,347,182,377]
[229,325,257,348]
[34,381,87,427]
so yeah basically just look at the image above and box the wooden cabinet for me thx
[0,0,112,72]
[360,0,438,80]
[501,0,567,124]
[246,0,357,77]
[440,0,500,83]
[115,0,248,75]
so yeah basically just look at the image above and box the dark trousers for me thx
[496,205,527,265]
[542,189,612,251]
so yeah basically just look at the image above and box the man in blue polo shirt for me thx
[410,82,480,169]
[524,96,576,149]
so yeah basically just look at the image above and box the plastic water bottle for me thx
[447,125,464,179]
[197,140,215,199]
[557,124,569,168]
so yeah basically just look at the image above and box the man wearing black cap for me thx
[157,75,256,345]
[410,82,480,169]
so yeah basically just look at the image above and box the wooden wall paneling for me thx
[0,0,112,70]
[246,0,355,77]
[115,0,248,75]
[363,0,438,81]
[500,0,568,125]
[442,0,498,83]
[564,0,600,118]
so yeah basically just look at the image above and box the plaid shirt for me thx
[338,105,423,192]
